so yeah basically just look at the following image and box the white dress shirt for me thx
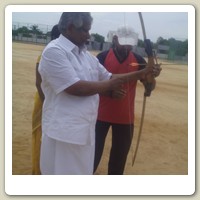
[39,34,112,145]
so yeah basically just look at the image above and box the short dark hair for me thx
[51,24,60,40]
[58,12,93,34]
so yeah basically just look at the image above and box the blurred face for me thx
[113,35,132,53]
[118,44,132,52]
[68,21,91,47]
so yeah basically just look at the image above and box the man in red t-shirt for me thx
[94,27,158,175]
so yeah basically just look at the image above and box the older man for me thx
[39,12,157,175]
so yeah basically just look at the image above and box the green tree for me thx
[157,37,169,45]
[17,26,30,34]
[156,37,188,57]
[168,38,188,56]
[30,25,43,35]
[137,39,144,47]
[91,33,105,43]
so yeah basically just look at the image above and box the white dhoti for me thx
[40,134,95,175]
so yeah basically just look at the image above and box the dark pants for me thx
[94,120,134,175]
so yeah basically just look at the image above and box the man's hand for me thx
[111,88,126,99]
[152,64,162,77]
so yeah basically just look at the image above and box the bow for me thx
[132,12,157,166]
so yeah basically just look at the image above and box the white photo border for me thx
[5,4,195,195]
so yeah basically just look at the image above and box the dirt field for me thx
[12,42,188,175]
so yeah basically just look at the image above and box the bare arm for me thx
[65,67,151,96]
[65,78,123,96]
[111,67,151,84]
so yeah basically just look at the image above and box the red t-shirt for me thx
[97,49,144,124]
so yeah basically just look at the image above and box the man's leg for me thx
[93,120,110,173]
[108,124,134,175]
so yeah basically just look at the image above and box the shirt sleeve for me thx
[93,53,112,81]
[96,50,112,80]
[85,51,112,81]
[39,46,80,95]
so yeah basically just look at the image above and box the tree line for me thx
[12,25,49,39]
[138,37,188,57]
[13,25,188,57]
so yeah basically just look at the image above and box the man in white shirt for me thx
[39,12,159,175]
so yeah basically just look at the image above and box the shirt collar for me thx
[58,34,87,54]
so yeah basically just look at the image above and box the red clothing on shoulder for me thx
[97,49,140,124]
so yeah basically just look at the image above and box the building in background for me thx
[157,44,170,59]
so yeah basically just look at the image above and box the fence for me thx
[12,22,188,63]
[12,21,54,34]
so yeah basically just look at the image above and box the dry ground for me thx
[12,42,188,175]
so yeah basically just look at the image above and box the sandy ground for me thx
[12,42,188,175]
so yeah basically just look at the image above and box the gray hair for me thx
[58,12,93,34]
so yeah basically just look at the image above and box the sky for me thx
[12,12,188,43]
